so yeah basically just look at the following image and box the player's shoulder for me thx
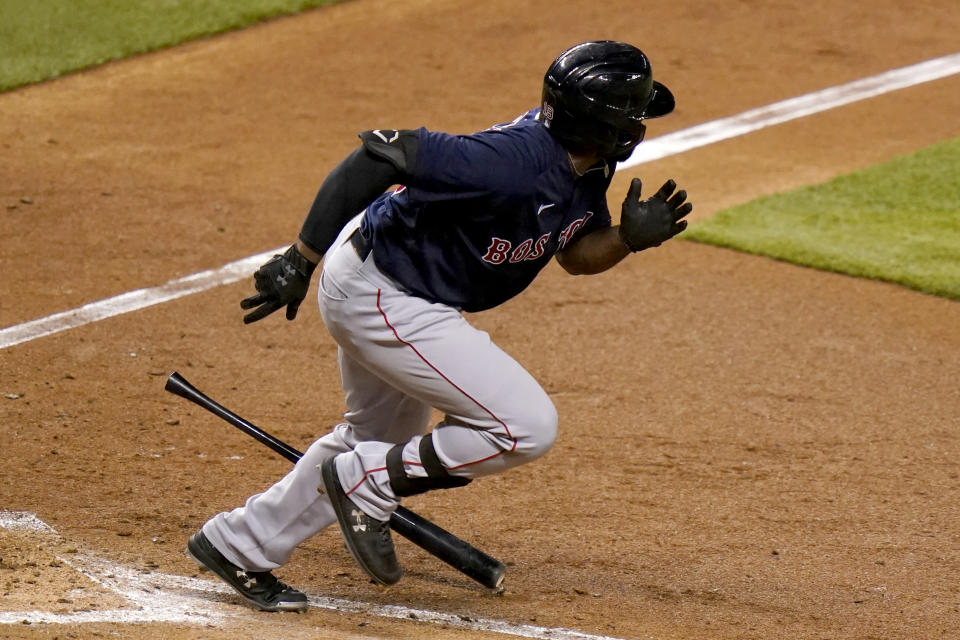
[486,108,542,133]
[409,109,568,195]
[476,109,566,172]
[417,109,557,155]
[484,108,556,146]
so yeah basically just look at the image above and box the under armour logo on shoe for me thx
[236,569,255,589]
[351,509,367,533]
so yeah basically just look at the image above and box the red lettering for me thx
[484,220,588,266]
[558,211,594,249]
[482,237,512,264]
[509,238,533,263]
[526,233,551,260]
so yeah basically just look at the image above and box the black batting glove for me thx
[240,244,317,324]
[618,178,693,252]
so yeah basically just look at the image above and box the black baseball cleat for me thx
[319,457,403,585]
[187,530,308,613]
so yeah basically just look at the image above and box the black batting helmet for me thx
[540,41,675,159]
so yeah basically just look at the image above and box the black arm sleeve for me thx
[297,129,419,256]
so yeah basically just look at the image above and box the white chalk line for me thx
[0,511,224,626]
[0,511,631,640]
[0,511,57,534]
[621,51,960,167]
[1,554,228,626]
[0,52,957,352]
[0,248,282,350]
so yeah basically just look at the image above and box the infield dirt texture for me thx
[2,1,959,639]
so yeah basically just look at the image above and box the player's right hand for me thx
[240,244,317,324]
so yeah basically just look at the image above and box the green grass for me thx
[686,137,960,301]
[0,0,343,92]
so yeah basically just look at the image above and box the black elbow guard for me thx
[358,129,420,175]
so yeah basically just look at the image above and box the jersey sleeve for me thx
[589,192,613,232]
[578,168,615,237]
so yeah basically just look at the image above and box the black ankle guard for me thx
[387,433,472,497]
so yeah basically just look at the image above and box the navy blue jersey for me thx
[360,109,614,312]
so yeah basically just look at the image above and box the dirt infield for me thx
[2,0,959,638]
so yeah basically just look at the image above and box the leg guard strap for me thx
[387,433,472,498]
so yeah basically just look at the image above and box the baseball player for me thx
[187,41,691,611]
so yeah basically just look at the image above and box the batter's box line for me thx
[0,511,57,534]
[0,511,641,640]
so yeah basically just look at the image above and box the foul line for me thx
[0,511,631,639]
[1,51,959,351]
[621,51,960,167]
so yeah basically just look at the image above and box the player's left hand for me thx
[618,178,692,252]
[240,244,317,324]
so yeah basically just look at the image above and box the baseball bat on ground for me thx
[164,371,506,590]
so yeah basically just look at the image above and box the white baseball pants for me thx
[203,214,557,571]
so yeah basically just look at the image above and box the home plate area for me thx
[0,511,225,626]
[0,511,629,640]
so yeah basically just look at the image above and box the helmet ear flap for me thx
[539,91,591,153]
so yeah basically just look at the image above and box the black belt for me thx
[349,229,371,261]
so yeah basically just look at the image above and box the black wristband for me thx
[283,244,317,277]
